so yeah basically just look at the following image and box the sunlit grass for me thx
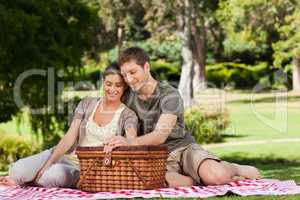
[224,97,300,142]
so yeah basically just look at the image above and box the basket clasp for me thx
[103,152,112,166]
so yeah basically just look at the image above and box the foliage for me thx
[31,97,81,149]
[184,105,229,144]
[206,62,270,88]
[95,0,150,42]
[0,132,42,171]
[0,0,115,146]
[273,3,300,68]
[150,60,180,86]
[217,0,296,62]
[106,39,182,63]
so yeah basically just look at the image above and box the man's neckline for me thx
[136,81,160,102]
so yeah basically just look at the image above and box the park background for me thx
[0,1,299,199]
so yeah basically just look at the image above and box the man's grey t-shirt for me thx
[123,81,195,152]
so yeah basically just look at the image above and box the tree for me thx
[273,3,300,91]
[0,0,112,147]
[217,0,297,88]
[218,0,294,58]
[142,0,219,108]
[91,0,149,56]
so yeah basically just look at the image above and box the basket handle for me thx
[126,159,148,188]
[76,157,102,189]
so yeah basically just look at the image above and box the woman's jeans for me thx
[8,148,80,188]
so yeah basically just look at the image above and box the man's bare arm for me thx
[132,113,177,145]
[106,114,177,147]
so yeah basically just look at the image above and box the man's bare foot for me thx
[165,172,196,187]
[232,164,261,179]
[231,176,245,181]
[0,176,17,186]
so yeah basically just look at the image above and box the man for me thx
[105,47,261,187]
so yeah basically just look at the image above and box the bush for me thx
[206,62,269,88]
[0,133,42,171]
[150,59,180,87]
[184,105,230,144]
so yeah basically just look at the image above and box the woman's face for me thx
[103,73,126,102]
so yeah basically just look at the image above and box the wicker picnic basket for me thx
[75,145,169,192]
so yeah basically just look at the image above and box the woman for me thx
[0,63,138,188]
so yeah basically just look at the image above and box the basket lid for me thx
[76,145,168,152]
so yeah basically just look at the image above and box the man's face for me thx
[120,60,149,92]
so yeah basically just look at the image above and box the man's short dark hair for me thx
[118,47,150,67]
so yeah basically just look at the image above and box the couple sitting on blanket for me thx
[0,47,261,189]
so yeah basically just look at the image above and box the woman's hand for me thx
[34,165,50,184]
[103,136,133,153]
[103,144,115,153]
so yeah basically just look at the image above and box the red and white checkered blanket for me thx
[0,179,299,199]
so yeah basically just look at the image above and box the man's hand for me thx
[103,136,133,153]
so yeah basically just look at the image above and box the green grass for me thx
[223,96,300,142]
[207,142,300,164]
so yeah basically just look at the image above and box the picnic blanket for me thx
[0,179,300,199]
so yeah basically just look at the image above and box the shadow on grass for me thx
[229,96,300,104]
[221,134,248,139]
[221,152,300,183]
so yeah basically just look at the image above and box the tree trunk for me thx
[293,56,300,91]
[191,4,207,91]
[179,44,194,108]
[191,31,207,91]
[178,0,194,108]
[117,22,124,56]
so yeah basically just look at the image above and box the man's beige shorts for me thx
[167,143,220,184]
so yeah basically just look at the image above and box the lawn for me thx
[222,95,300,142]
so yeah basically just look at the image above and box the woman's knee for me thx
[37,164,65,187]
[37,164,79,188]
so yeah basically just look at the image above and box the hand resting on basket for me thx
[103,136,134,153]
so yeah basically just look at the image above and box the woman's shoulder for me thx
[121,104,137,118]
[78,96,100,109]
